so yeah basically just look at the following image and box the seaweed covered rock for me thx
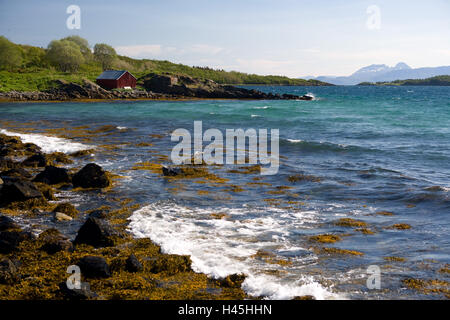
[148,254,192,275]
[0,180,43,204]
[125,254,143,273]
[88,209,108,219]
[0,215,19,231]
[73,217,118,248]
[0,168,32,180]
[39,228,72,254]
[72,163,111,189]
[33,166,71,185]
[0,257,19,284]
[0,158,21,171]
[52,203,79,218]
[76,256,111,279]
[21,153,48,167]
[218,274,246,288]
[0,229,34,253]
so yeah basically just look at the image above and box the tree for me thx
[0,36,23,70]
[62,35,92,61]
[46,40,84,72]
[94,43,116,70]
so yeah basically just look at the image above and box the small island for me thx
[358,75,450,86]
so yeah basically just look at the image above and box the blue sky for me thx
[1,0,449,77]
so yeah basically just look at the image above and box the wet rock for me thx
[39,228,73,254]
[148,254,192,275]
[162,166,183,176]
[0,158,21,171]
[72,163,111,189]
[73,217,118,248]
[21,153,48,167]
[59,281,97,300]
[0,168,32,180]
[125,254,143,273]
[0,180,43,204]
[33,166,71,185]
[0,257,19,284]
[0,230,34,253]
[52,203,78,218]
[218,274,246,288]
[0,215,19,231]
[77,256,111,278]
[88,209,108,219]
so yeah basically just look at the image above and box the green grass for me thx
[0,40,331,92]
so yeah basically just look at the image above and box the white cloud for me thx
[114,44,225,59]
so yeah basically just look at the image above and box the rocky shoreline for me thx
[0,132,250,300]
[0,73,314,102]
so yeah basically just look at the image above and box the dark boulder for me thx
[76,256,111,278]
[0,168,32,180]
[52,203,79,218]
[0,215,19,231]
[21,153,48,167]
[33,166,71,185]
[0,180,43,204]
[39,229,73,254]
[73,217,118,248]
[162,166,183,176]
[72,163,111,189]
[59,281,97,300]
[0,258,19,284]
[0,230,34,253]
[125,254,143,273]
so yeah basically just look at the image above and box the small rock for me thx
[162,166,183,176]
[0,230,34,254]
[39,229,72,254]
[0,258,18,284]
[0,180,43,204]
[73,217,118,248]
[54,212,73,222]
[72,163,111,189]
[0,168,32,180]
[52,203,78,217]
[21,153,48,167]
[88,209,108,219]
[77,256,111,278]
[33,166,71,185]
[0,215,19,231]
[125,254,143,273]
[218,274,246,288]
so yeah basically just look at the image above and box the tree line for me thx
[0,35,117,72]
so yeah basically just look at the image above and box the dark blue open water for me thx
[0,85,449,299]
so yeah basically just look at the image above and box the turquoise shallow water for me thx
[1,85,449,299]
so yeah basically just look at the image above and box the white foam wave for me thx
[0,129,92,154]
[253,106,270,109]
[128,201,339,300]
[286,138,303,143]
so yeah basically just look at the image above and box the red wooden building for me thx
[96,70,137,89]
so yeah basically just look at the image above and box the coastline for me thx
[0,129,252,300]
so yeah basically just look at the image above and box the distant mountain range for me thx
[305,63,450,85]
